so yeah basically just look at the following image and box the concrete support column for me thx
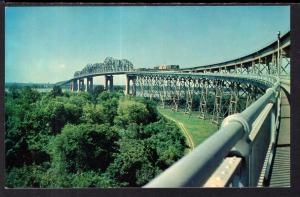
[109,76,113,92]
[87,77,93,92]
[104,75,114,92]
[125,75,130,95]
[77,79,80,93]
[105,76,108,91]
[78,78,84,92]
[84,78,87,92]
[72,79,78,92]
[125,75,136,95]
[86,78,89,92]
[90,77,94,92]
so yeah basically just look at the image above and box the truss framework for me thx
[133,74,266,125]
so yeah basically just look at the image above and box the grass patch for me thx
[157,107,218,147]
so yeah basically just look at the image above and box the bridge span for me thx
[56,31,290,187]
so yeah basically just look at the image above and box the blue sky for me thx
[5,6,290,83]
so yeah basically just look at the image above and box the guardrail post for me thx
[277,31,281,77]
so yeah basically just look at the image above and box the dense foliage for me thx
[5,86,187,188]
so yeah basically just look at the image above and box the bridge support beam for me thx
[78,78,85,92]
[87,77,93,92]
[104,75,113,92]
[228,82,239,116]
[185,78,195,115]
[125,75,136,96]
[212,80,224,125]
[71,79,78,92]
[199,79,209,119]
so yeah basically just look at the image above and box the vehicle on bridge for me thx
[154,64,180,71]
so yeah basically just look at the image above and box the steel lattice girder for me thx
[131,73,268,124]
[130,72,274,90]
[185,77,195,114]
[199,79,209,119]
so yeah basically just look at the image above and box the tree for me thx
[5,86,188,188]
[97,91,120,103]
[70,171,120,188]
[8,83,21,99]
[81,103,104,124]
[114,99,150,128]
[142,119,187,169]
[91,85,104,104]
[45,101,67,134]
[50,86,63,97]
[64,102,83,125]
[139,98,158,123]
[6,165,46,188]
[49,123,119,174]
[102,98,119,125]
[17,87,41,110]
[106,138,156,186]
[68,94,90,108]
[5,93,38,168]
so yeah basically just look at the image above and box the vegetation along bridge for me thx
[56,31,290,187]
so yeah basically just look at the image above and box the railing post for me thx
[277,31,281,77]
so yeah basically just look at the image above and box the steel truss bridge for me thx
[57,31,290,187]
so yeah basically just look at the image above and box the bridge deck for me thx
[269,90,290,187]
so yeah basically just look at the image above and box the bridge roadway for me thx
[55,71,131,86]
[269,89,290,187]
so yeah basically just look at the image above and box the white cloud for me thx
[59,64,66,69]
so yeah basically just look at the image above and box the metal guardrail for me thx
[144,78,280,187]
[203,156,242,187]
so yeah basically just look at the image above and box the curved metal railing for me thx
[144,73,281,187]
[143,31,290,187]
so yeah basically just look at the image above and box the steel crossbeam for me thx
[185,78,195,115]
[228,82,239,116]
[212,80,224,125]
[131,71,271,125]
[199,79,209,119]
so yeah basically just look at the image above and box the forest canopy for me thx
[5,86,187,188]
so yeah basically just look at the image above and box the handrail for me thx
[144,81,279,187]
